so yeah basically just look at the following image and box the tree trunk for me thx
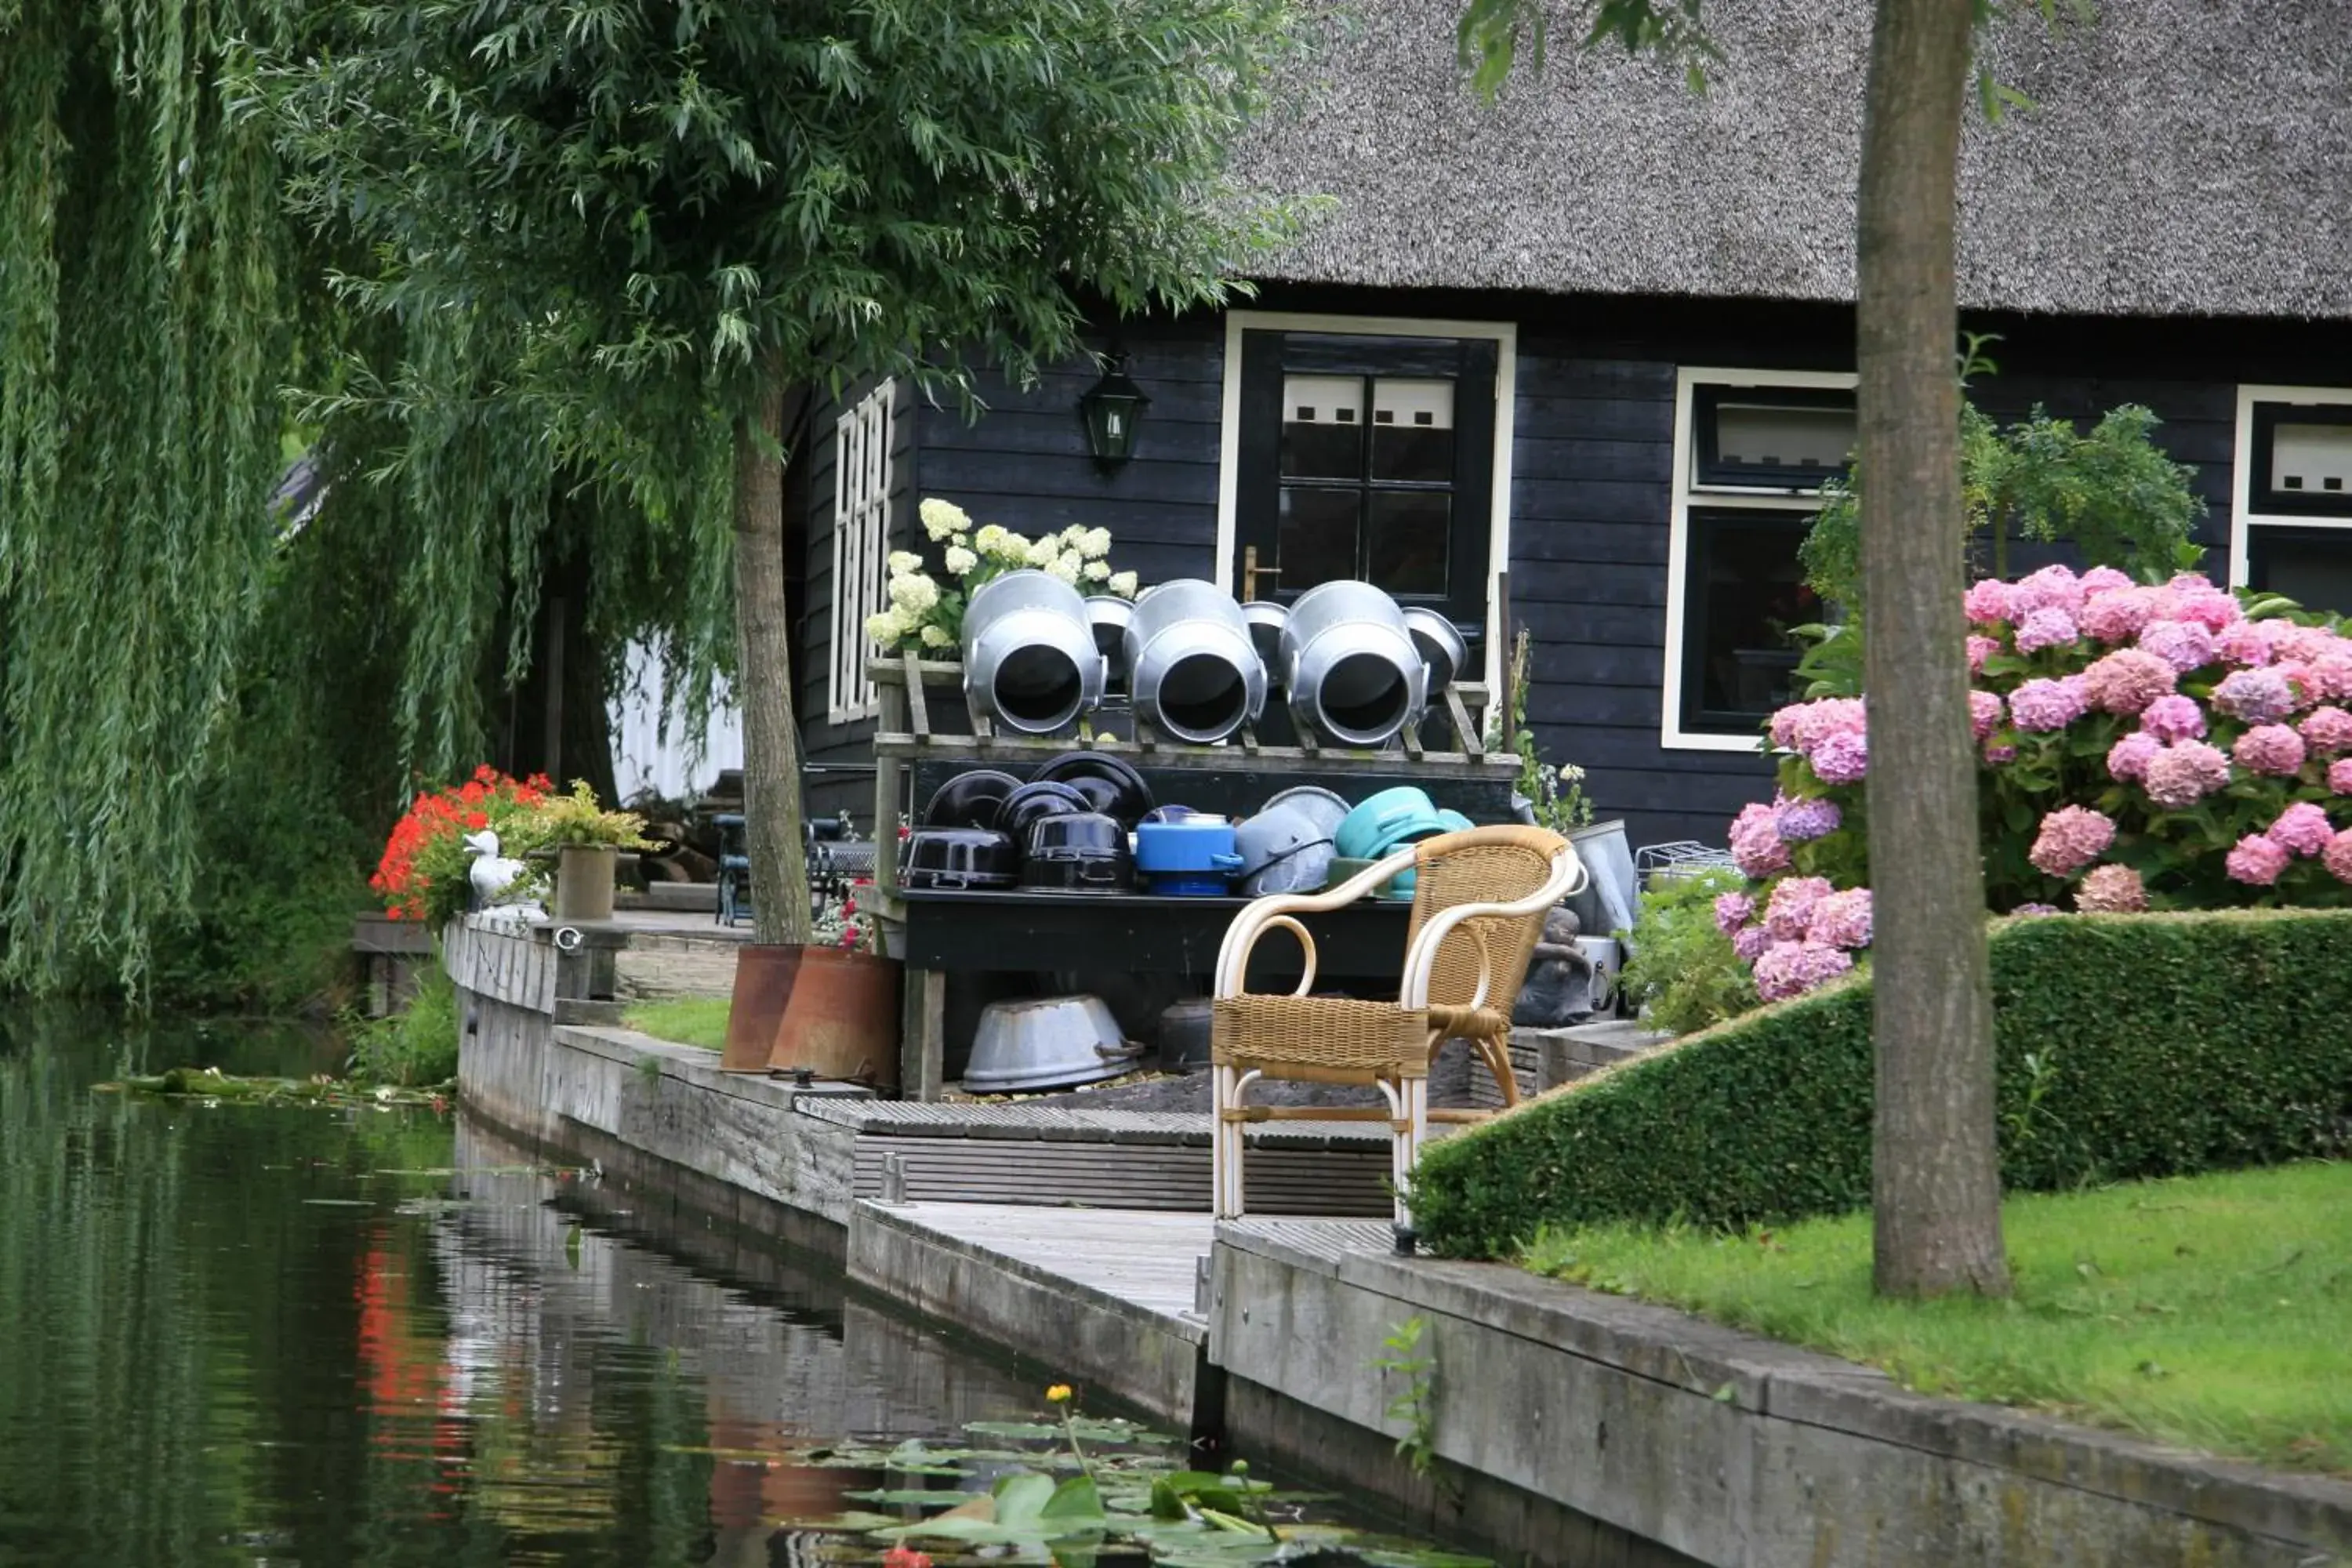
[735,375,813,946]
[1857,0,2011,1298]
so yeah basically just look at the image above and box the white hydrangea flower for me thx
[1045,554,1081,585]
[887,550,922,575]
[865,608,902,645]
[919,498,970,543]
[1061,524,1090,546]
[973,524,1006,554]
[943,545,978,575]
[1027,536,1062,568]
[950,532,970,549]
[1080,527,1112,560]
[889,572,939,614]
[920,622,952,648]
[1108,570,1139,598]
[1059,549,1087,579]
[1083,559,1110,583]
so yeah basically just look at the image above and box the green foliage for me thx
[1374,1316,1438,1479]
[0,1,307,996]
[1410,910,2352,1258]
[1523,1161,2352,1474]
[343,965,459,1087]
[1617,867,1759,1035]
[622,998,729,1053]
[1801,401,2208,612]
[1494,630,1593,830]
[508,782,653,853]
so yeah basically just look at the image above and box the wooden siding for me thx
[789,288,2352,851]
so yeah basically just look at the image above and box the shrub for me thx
[1410,909,2352,1259]
[344,965,459,1087]
[1617,867,1757,1034]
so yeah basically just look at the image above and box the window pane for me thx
[2270,419,2352,502]
[1281,374,1363,480]
[2248,528,2352,618]
[1690,512,1819,722]
[1705,397,1855,487]
[1279,485,1360,587]
[1366,491,1450,595]
[1370,378,1454,482]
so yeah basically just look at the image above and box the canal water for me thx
[0,1010,1482,1568]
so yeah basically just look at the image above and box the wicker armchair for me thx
[1209,825,1587,1225]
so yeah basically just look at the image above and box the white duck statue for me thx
[463,830,543,920]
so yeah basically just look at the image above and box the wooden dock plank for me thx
[877,1201,1214,1323]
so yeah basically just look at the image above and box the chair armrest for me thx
[1399,841,1589,1009]
[1214,845,1419,998]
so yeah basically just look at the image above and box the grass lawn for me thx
[621,996,729,1051]
[1523,1160,2352,1475]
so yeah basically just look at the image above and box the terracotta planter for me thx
[720,945,803,1073]
[553,844,619,921]
[719,943,901,1089]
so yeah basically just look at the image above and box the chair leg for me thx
[1214,1064,1243,1219]
[1396,1075,1428,1232]
[1481,1033,1522,1108]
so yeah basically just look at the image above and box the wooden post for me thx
[900,966,946,1102]
[875,670,907,902]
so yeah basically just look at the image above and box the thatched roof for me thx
[1234,1,2352,319]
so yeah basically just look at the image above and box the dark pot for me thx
[1026,811,1127,858]
[923,768,1026,831]
[1023,811,1134,891]
[1032,750,1155,826]
[998,779,1091,846]
[902,826,1020,889]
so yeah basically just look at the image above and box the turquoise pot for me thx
[1334,787,1444,861]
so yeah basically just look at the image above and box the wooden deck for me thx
[877,1202,1216,1326]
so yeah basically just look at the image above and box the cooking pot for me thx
[901,826,1020,890]
[1234,802,1336,898]
[1334,786,1446,862]
[922,768,1026,831]
[962,569,1106,734]
[1134,812,1242,895]
[1388,808,1475,898]
[1022,811,1134,892]
[1259,785,1351,840]
[1031,750,1155,826]
[997,779,1091,847]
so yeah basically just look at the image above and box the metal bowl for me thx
[961,995,1139,1094]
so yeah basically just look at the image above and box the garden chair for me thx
[1210,825,1587,1228]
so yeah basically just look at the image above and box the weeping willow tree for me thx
[260,0,1315,947]
[0,2,734,1000]
[0,2,304,993]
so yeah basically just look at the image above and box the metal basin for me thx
[1278,581,1428,747]
[1084,596,1134,688]
[961,995,1139,1094]
[1122,579,1267,744]
[962,570,1106,735]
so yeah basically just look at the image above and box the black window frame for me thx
[2249,401,2352,517]
[1234,329,1497,661]
[1691,383,1857,492]
[1677,505,1821,737]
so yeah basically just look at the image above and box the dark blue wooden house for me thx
[789,0,2352,849]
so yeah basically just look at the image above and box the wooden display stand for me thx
[865,655,1522,1100]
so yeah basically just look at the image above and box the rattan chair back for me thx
[1405,826,1570,1014]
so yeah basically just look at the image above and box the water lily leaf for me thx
[774,1511,909,1533]
[994,1472,1058,1530]
[844,1488,981,1507]
[964,1421,1063,1440]
[1038,1474,1106,1524]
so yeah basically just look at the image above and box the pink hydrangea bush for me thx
[1715,566,2352,1003]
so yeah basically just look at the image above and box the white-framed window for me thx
[2230,384,2352,618]
[1661,367,1857,751]
[828,379,896,724]
[1217,310,1516,698]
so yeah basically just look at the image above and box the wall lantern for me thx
[1079,354,1150,470]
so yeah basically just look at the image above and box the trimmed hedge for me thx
[1411,910,2352,1259]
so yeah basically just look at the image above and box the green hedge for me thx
[1411,910,2352,1258]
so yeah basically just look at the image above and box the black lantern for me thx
[1078,355,1149,469]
